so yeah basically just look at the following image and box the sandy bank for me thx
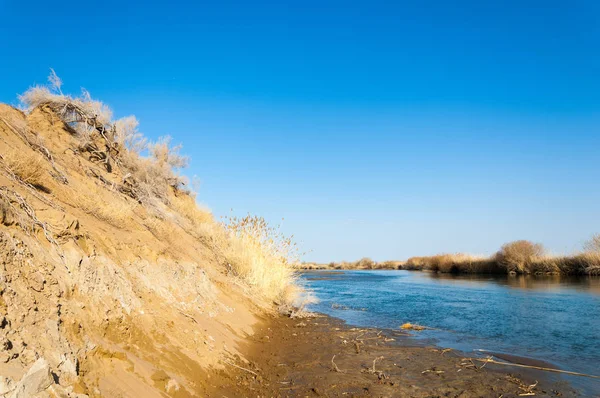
[205,314,578,397]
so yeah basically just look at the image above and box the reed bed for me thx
[405,238,600,276]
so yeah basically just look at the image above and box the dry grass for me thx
[221,215,300,306]
[169,193,213,227]
[404,253,500,274]
[142,215,179,243]
[539,252,600,275]
[2,149,47,187]
[318,258,403,270]
[63,183,134,228]
[403,236,600,276]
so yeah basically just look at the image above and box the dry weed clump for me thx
[2,149,46,187]
[223,215,300,306]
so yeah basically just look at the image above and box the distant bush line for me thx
[300,237,600,276]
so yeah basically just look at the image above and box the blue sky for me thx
[1,0,599,261]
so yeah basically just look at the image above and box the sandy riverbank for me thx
[204,314,577,397]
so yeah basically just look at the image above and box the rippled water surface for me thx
[301,270,600,394]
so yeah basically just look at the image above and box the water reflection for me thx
[427,272,600,294]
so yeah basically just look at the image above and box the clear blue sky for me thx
[1,0,599,261]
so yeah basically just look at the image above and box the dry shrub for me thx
[2,150,47,188]
[149,136,189,170]
[119,148,188,206]
[20,70,189,204]
[404,257,427,270]
[582,234,600,275]
[427,254,458,273]
[222,215,299,306]
[113,115,147,153]
[354,257,375,269]
[584,234,600,253]
[495,240,545,273]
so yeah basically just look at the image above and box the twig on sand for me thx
[223,359,259,377]
[478,356,493,370]
[422,368,445,375]
[330,355,344,373]
[459,358,485,372]
[178,310,198,323]
[474,358,600,379]
[365,356,389,380]
[506,376,538,396]
[518,380,538,396]
[440,348,453,356]
[371,356,384,373]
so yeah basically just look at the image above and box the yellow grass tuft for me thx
[222,215,300,306]
[2,149,46,187]
[169,193,213,226]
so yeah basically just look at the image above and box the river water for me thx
[301,270,600,395]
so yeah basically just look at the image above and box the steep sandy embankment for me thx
[0,103,278,397]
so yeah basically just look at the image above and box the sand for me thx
[204,314,578,397]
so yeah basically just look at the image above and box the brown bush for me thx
[354,257,375,269]
[495,240,545,273]
[584,234,600,253]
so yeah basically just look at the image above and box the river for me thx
[301,270,600,395]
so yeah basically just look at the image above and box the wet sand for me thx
[203,314,578,397]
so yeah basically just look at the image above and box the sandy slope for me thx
[0,104,267,397]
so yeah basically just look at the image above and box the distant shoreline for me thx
[300,241,600,275]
